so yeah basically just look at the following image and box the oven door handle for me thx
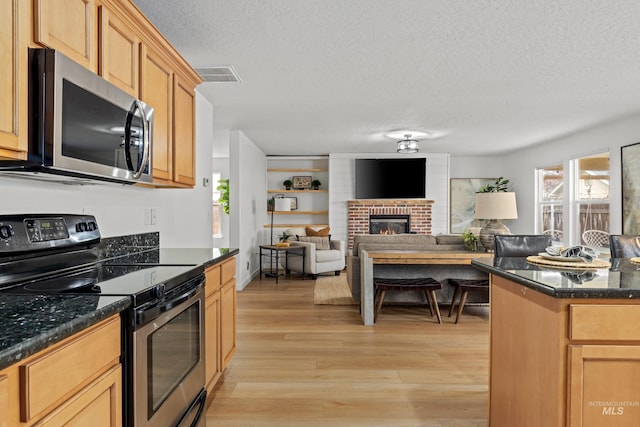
[135,284,202,327]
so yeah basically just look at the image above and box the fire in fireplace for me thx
[369,214,410,234]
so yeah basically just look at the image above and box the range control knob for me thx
[75,222,87,232]
[152,283,166,300]
[87,221,97,231]
[0,225,13,240]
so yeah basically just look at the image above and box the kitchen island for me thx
[472,257,640,427]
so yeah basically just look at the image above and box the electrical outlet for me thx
[144,208,151,225]
[150,208,157,225]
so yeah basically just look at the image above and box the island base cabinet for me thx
[490,275,640,427]
[568,345,640,427]
[489,276,566,427]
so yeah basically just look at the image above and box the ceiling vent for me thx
[195,66,241,83]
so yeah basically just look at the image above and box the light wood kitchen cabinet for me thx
[34,365,122,427]
[221,278,237,368]
[205,287,221,393]
[141,44,173,182]
[0,314,122,426]
[490,275,640,427]
[33,0,98,72]
[172,74,196,187]
[0,0,28,159]
[204,257,237,392]
[0,374,7,427]
[98,4,139,96]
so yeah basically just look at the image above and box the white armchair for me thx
[281,228,345,279]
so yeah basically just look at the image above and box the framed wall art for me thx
[622,142,640,234]
[449,178,496,234]
[292,176,312,189]
[289,197,298,210]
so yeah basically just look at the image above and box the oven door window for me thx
[147,301,201,416]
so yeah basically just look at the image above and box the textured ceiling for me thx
[133,0,640,156]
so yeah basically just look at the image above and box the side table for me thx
[259,244,306,284]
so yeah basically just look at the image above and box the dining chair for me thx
[609,235,640,258]
[493,235,552,257]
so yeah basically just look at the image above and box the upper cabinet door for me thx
[173,74,196,187]
[34,0,98,72]
[141,45,173,182]
[99,5,139,96]
[0,0,28,159]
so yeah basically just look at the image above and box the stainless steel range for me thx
[0,214,206,427]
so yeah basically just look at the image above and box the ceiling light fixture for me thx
[397,134,419,154]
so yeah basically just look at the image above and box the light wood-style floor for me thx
[206,274,489,426]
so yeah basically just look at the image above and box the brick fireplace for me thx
[347,199,434,250]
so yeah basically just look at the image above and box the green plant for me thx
[267,196,275,212]
[311,179,321,189]
[478,176,510,193]
[278,231,291,242]
[283,179,293,190]
[462,230,479,251]
[217,179,230,214]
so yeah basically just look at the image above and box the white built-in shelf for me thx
[263,223,329,228]
[268,210,328,215]
[267,189,328,193]
[267,168,328,172]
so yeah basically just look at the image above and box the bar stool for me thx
[373,278,442,323]
[448,278,489,324]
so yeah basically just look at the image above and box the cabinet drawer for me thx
[570,305,640,341]
[205,265,221,296]
[221,257,236,284]
[20,315,121,422]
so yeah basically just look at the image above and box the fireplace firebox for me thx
[369,214,410,234]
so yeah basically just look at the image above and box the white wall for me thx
[228,131,266,289]
[456,114,640,238]
[0,92,215,248]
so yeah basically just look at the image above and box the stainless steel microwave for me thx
[0,48,153,185]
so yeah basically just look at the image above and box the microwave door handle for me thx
[135,100,151,179]
[124,100,150,179]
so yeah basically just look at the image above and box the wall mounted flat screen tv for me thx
[355,158,426,199]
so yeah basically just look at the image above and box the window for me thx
[575,153,609,249]
[536,152,610,249]
[212,172,222,238]
[538,165,564,243]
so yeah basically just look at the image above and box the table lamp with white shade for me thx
[474,192,518,252]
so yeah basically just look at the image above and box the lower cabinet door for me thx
[205,290,221,390]
[34,364,122,427]
[0,374,7,427]
[220,279,237,368]
[568,345,640,427]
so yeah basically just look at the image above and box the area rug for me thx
[313,274,359,305]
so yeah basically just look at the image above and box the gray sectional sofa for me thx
[346,234,489,306]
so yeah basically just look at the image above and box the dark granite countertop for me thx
[103,247,239,269]
[0,294,130,370]
[472,257,640,299]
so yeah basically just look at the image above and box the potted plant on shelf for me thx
[283,179,293,190]
[311,179,321,190]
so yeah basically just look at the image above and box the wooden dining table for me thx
[359,250,493,325]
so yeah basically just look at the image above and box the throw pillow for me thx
[296,235,331,250]
[306,226,330,236]
[285,227,306,239]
